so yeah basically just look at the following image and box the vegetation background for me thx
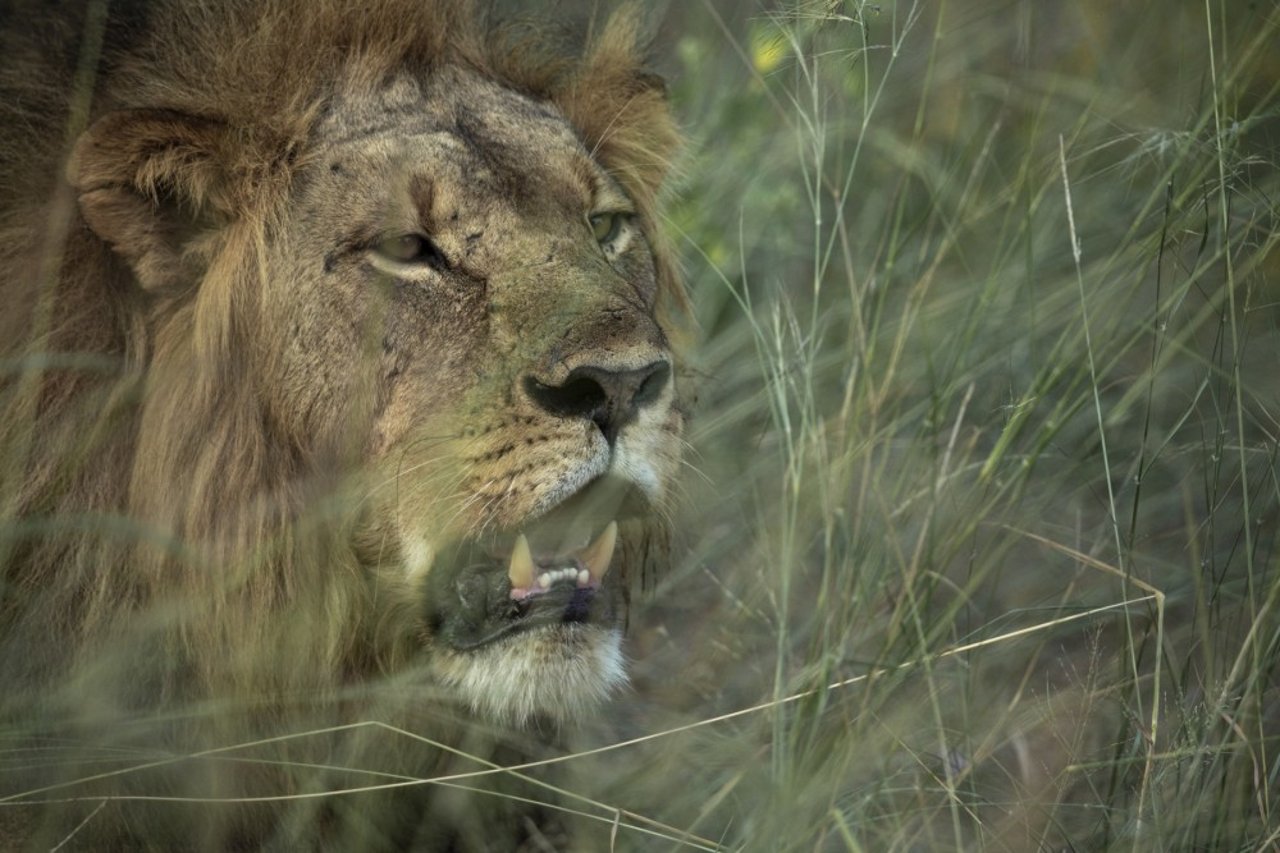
[596,0,1280,850]
[2,0,1278,850]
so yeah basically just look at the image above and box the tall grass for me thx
[598,0,1280,849]
[2,0,1278,850]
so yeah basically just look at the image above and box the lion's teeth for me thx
[579,520,617,581]
[530,567,581,588]
[510,523,617,597]
[508,534,535,590]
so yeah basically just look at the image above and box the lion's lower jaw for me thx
[432,625,627,727]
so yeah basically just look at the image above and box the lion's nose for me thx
[523,360,671,445]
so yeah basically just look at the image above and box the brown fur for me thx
[0,1,686,847]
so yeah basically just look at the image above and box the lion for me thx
[0,0,687,847]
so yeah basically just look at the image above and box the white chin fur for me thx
[434,625,627,726]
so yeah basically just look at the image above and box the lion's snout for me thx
[522,359,671,447]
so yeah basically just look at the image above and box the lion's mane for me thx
[0,2,684,842]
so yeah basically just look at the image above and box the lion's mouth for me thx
[504,521,616,601]
[424,478,644,651]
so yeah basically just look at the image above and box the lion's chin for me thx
[433,625,627,726]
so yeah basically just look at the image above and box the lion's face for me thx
[244,69,681,722]
[63,2,684,726]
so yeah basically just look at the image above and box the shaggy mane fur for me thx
[1,1,685,844]
[0,0,682,707]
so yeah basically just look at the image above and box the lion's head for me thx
[1,0,687,729]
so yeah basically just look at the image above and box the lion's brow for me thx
[314,120,455,150]
[408,174,437,230]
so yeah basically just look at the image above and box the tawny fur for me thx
[0,1,686,846]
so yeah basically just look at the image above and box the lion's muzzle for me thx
[523,360,671,447]
[423,477,649,652]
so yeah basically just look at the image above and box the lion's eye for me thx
[588,212,627,246]
[375,234,447,269]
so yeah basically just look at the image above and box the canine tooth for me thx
[538,574,552,589]
[508,534,535,590]
[577,569,590,586]
[580,521,618,581]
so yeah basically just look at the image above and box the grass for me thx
[599,0,1280,849]
[3,0,1279,850]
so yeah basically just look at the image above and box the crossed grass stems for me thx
[1,590,1160,852]
[4,0,1280,850]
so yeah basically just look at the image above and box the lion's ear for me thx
[557,9,680,207]
[67,109,234,292]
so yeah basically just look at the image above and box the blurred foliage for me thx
[601,0,1280,850]
[1,0,1277,849]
